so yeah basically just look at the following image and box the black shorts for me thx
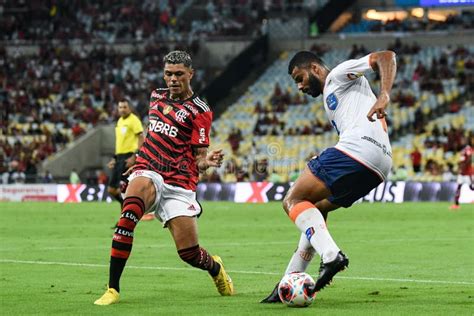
[109,152,134,188]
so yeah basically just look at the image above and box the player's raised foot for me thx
[141,212,155,221]
[449,204,460,210]
[312,251,349,293]
[211,255,234,296]
[260,282,281,303]
[94,288,120,305]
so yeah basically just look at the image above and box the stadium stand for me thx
[391,106,473,181]
[2,2,474,313]
[2,0,317,42]
[0,0,223,43]
[2,40,471,184]
[341,9,474,33]
[0,41,207,182]
[1,1,472,185]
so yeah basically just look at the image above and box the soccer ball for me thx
[278,272,316,307]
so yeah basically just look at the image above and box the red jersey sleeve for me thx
[191,111,213,147]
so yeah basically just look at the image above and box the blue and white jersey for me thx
[323,54,392,180]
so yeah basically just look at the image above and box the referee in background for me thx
[107,99,144,207]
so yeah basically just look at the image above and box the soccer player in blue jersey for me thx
[262,50,397,302]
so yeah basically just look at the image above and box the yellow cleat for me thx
[94,288,120,305]
[211,255,234,296]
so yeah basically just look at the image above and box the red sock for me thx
[109,196,145,291]
[178,245,220,277]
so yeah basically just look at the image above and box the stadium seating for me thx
[391,106,473,181]
[341,10,474,33]
[0,42,205,183]
[2,41,471,184]
[1,0,271,42]
[0,0,226,42]
[2,0,472,184]
[0,0,330,184]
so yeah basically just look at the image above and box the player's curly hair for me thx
[288,51,327,74]
[163,51,193,68]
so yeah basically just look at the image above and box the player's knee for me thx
[283,193,297,215]
[126,177,154,196]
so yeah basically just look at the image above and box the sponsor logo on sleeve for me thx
[199,128,206,144]
[326,93,339,110]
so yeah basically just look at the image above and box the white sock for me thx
[284,232,315,274]
[293,207,340,263]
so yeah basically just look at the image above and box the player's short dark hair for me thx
[163,51,193,68]
[288,51,326,74]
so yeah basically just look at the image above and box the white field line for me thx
[0,237,473,252]
[0,259,473,286]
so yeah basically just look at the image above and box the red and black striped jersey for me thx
[134,88,213,191]
[459,145,472,176]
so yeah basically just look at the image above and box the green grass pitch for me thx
[0,201,473,315]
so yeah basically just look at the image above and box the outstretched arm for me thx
[194,147,224,173]
[367,51,397,122]
[137,132,144,149]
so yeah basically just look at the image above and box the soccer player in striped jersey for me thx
[95,51,234,305]
[261,50,397,302]
[450,145,473,210]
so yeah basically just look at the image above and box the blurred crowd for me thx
[369,11,474,33]
[0,0,305,185]
[252,83,332,137]
[389,41,472,136]
[2,0,190,43]
[0,41,205,184]
[2,36,472,184]
[0,0,297,43]
[343,10,474,33]
[1,2,473,185]
[391,124,473,182]
[0,0,333,44]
